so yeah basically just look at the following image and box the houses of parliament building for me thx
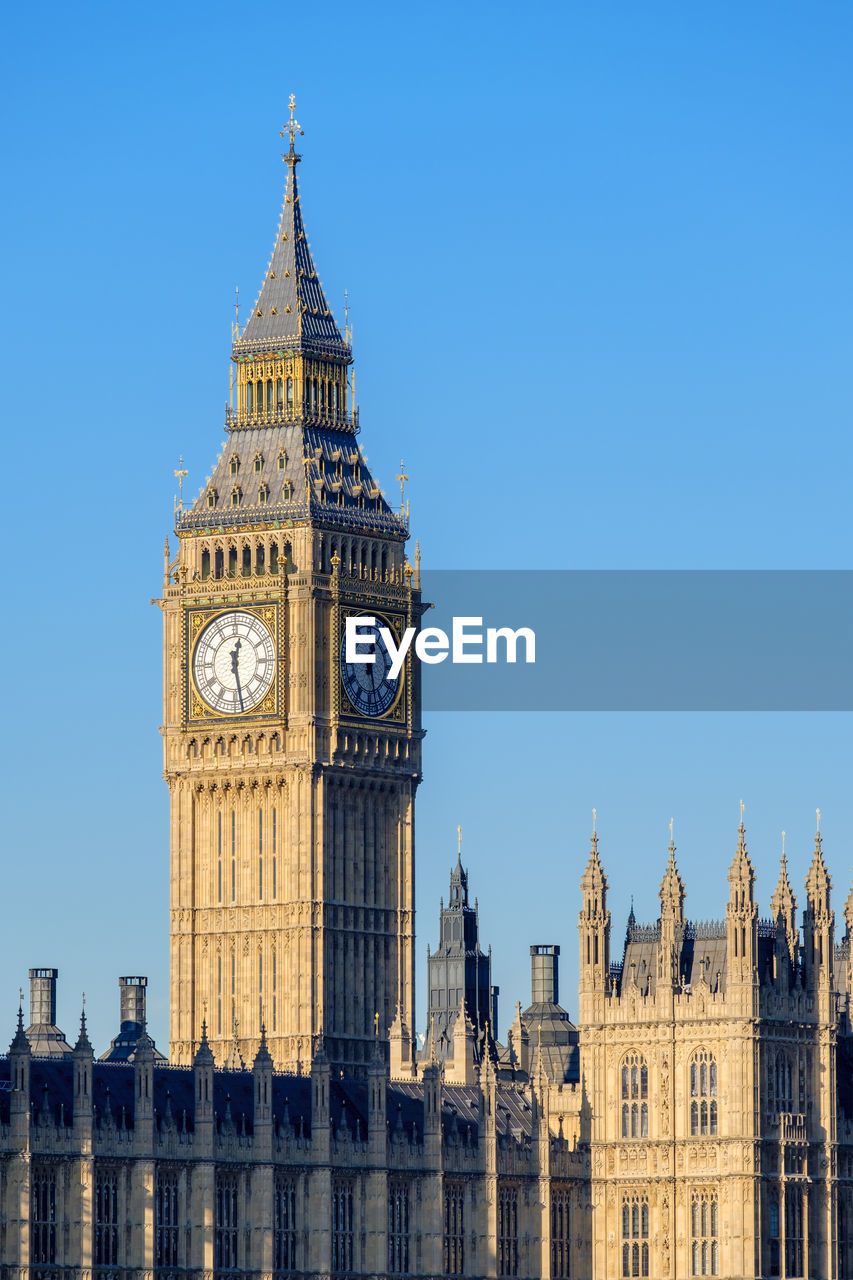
[1,107,851,1280]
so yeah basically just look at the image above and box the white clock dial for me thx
[192,610,275,714]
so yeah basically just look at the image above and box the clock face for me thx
[340,616,401,718]
[192,610,275,715]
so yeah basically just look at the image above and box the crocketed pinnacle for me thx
[73,1008,92,1054]
[728,814,755,892]
[659,832,685,916]
[193,1019,215,1068]
[235,135,349,360]
[771,851,796,921]
[10,1004,29,1054]
[805,814,832,912]
[253,1024,273,1069]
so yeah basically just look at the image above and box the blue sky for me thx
[1,1,850,1052]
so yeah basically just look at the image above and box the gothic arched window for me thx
[621,1194,649,1277]
[621,1053,649,1139]
[690,1050,718,1136]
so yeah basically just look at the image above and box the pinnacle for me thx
[73,1007,92,1054]
[253,1024,273,1069]
[10,1003,29,1054]
[193,1019,215,1067]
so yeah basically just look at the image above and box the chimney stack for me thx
[530,945,560,1006]
[119,976,147,1029]
[29,968,58,1027]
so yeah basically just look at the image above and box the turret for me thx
[447,995,477,1085]
[8,1004,31,1146]
[310,1037,331,1162]
[72,1007,93,1140]
[803,814,834,995]
[770,840,798,988]
[578,814,610,1018]
[193,1021,215,1155]
[367,1035,388,1161]
[132,1027,156,1150]
[422,1058,442,1168]
[726,809,758,1006]
[253,1026,273,1155]
[658,825,686,992]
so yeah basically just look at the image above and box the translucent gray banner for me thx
[413,571,853,711]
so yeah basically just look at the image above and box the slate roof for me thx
[235,147,349,361]
[179,424,405,538]
[0,1056,535,1145]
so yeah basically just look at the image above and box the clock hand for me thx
[230,640,244,711]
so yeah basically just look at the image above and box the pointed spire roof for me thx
[728,804,755,891]
[581,810,608,892]
[844,882,853,939]
[235,102,349,361]
[805,809,831,908]
[659,821,685,914]
[10,1003,30,1055]
[771,840,796,922]
[193,1019,215,1067]
[73,1007,92,1055]
[253,1024,273,1070]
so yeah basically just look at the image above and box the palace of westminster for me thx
[1,107,851,1280]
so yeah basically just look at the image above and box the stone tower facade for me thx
[424,845,498,1061]
[578,816,852,1280]
[159,108,423,1074]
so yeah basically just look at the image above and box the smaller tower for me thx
[658,824,686,993]
[8,1004,31,1147]
[770,841,798,988]
[803,815,834,998]
[72,1008,94,1141]
[578,815,610,1022]
[726,809,758,1013]
[193,1021,215,1157]
[425,833,495,1060]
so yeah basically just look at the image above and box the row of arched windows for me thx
[620,1050,719,1138]
[243,376,343,417]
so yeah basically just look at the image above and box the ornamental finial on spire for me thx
[280,93,304,160]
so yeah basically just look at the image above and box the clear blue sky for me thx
[1,1,851,1053]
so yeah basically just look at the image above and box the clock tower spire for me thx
[158,107,423,1075]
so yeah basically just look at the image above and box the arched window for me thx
[773,1051,793,1111]
[207,488,217,508]
[247,382,254,413]
[621,1053,648,1138]
[621,1195,649,1277]
[276,377,283,409]
[691,1193,719,1275]
[256,380,264,412]
[286,377,293,408]
[266,379,273,412]
[229,454,240,476]
[689,1050,718,1136]
[254,453,263,472]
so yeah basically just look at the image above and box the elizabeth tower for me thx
[159,106,422,1074]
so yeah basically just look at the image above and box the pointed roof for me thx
[728,811,755,893]
[253,1025,273,1070]
[9,1004,30,1055]
[805,813,832,910]
[845,883,853,939]
[193,1019,215,1068]
[73,1008,92,1055]
[234,116,349,361]
[581,817,608,894]
[770,850,796,922]
[659,828,685,915]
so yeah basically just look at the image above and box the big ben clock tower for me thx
[159,102,422,1074]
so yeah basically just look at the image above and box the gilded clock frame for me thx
[184,600,283,725]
